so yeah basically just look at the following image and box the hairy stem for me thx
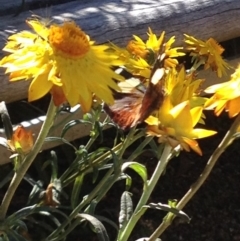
[48,127,140,240]
[0,98,57,220]
[118,144,172,241]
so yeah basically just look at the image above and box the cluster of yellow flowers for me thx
[1,19,239,155]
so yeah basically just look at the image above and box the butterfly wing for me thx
[104,91,143,129]
[105,54,166,129]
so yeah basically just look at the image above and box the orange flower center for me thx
[48,22,90,57]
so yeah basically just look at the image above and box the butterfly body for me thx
[104,54,166,129]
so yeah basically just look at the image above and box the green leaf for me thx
[146,202,190,223]
[122,162,148,184]
[49,150,58,181]
[118,173,132,190]
[6,206,69,226]
[119,191,133,229]
[76,213,109,241]
[26,180,44,205]
[135,238,161,241]
[83,113,93,121]
[128,136,154,161]
[44,137,77,150]
[125,175,132,190]
[5,230,27,241]
[92,166,99,184]
[12,219,28,232]
[92,121,103,140]
[61,119,91,138]
[94,215,118,231]
[88,200,98,215]
[0,101,13,140]
[51,179,62,205]
[71,174,84,209]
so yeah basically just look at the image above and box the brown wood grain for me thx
[0,0,240,103]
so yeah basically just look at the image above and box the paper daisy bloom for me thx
[145,99,216,155]
[127,29,185,67]
[114,29,185,79]
[204,65,240,117]
[0,20,123,112]
[8,126,33,154]
[184,34,230,77]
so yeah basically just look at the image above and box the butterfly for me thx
[104,53,166,129]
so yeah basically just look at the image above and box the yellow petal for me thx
[190,106,203,127]
[145,116,159,126]
[28,70,53,101]
[227,97,240,117]
[26,20,49,40]
[182,137,202,155]
[79,93,92,113]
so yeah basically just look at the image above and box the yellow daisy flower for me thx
[184,34,230,77]
[127,28,165,60]
[164,66,205,107]
[204,65,240,117]
[127,28,184,63]
[145,99,216,155]
[116,29,185,79]
[163,36,185,68]
[0,20,124,112]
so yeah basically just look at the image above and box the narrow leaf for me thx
[135,238,161,241]
[119,191,133,229]
[71,174,84,209]
[122,162,148,184]
[61,119,91,138]
[146,202,190,223]
[76,213,109,241]
[50,150,58,181]
[0,101,13,140]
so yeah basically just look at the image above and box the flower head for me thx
[0,20,124,112]
[164,66,205,107]
[8,125,33,154]
[146,99,216,155]
[116,29,185,80]
[126,28,165,61]
[184,34,230,77]
[204,65,240,117]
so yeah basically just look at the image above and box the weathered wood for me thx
[0,105,107,165]
[0,0,240,103]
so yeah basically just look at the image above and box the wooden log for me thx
[0,0,240,103]
[0,105,108,165]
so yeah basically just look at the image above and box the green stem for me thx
[48,127,139,240]
[148,114,240,241]
[118,144,173,241]
[0,98,57,221]
[60,143,123,186]
[48,166,115,241]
